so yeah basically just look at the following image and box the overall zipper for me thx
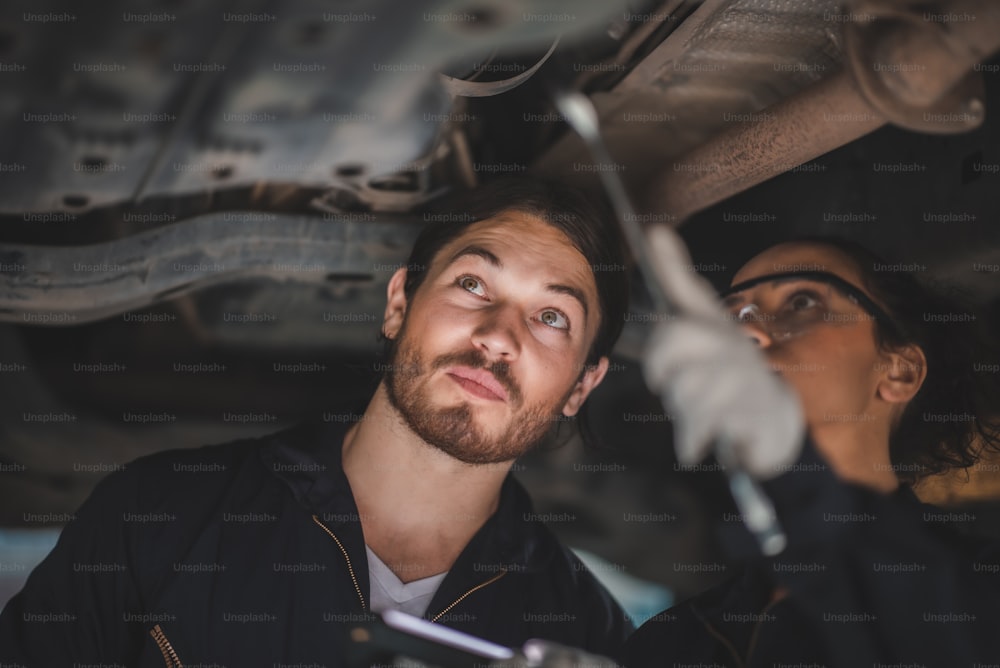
[744,596,781,665]
[694,595,782,668]
[312,514,367,610]
[696,615,745,668]
[149,624,184,668]
[429,569,507,623]
[312,514,508,621]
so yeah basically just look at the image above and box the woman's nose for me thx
[736,304,773,348]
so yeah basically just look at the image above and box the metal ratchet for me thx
[554,91,787,556]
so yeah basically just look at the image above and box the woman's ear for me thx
[382,267,409,340]
[877,343,928,405]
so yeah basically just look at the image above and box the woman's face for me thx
[726,242,895,439]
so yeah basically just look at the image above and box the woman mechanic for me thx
[623,234,1000,667]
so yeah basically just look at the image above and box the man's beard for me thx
[383,324,567,464]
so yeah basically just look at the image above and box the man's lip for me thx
[445,366,508,401]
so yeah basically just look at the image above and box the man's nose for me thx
[471,305,523,361]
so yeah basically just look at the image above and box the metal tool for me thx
[555,91,787,556]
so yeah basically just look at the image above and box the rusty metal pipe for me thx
[646,70,886,222]
[846,0,1000,132]
[647,0,1000,223]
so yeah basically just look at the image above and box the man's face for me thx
[726,242,897,433]
[382,212,608,465]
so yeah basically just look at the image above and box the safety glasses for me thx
[720,271,899,342]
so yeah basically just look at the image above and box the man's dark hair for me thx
[793,237,1000,484]
[403,177,632,365]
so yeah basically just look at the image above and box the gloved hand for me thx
[641,226,806,480]
[490,639,620,668]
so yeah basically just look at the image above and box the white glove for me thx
[641,227,805,480]
[490,640,620,668]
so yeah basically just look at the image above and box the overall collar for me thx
[258,418,555,575]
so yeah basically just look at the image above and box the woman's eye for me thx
[787,291,820,311]
[539,309,569,330]
[458,276,486,296]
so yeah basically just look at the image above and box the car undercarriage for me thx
[2,0,999,607]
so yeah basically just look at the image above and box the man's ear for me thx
[876,343,927,405]
[561,356,610,417]
[382,267,409,339]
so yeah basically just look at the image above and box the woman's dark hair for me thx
[402,177,632,365]
[793,237,1000,484]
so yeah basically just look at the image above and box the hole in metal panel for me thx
[63,194,89,208]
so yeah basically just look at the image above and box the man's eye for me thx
[539,309,569,330]
[458,276,486,296]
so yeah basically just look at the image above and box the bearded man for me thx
[0,179,633,667]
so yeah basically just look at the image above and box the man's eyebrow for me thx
[447,244,590,325]
[546,283,589,324]
[447,245,503,269]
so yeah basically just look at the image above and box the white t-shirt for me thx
[365,545,447,618]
